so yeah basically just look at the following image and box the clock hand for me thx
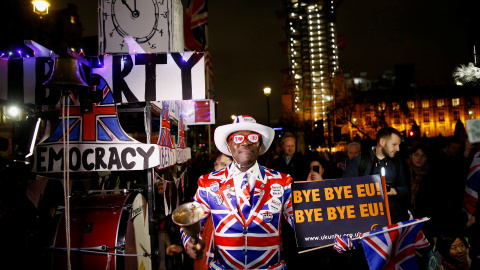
[131,0,139,18]
[121,0,134,14]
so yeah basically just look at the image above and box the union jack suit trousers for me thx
[181,163,295,269]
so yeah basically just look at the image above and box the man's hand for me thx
[466,215,476,229]
[166,244,183,256]
[185,238,206,260]
[464,139,473,157]
[387,187,397,196]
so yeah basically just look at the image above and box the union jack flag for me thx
[464,151,480,219]
[184,0,207,51]
[44,74,132,143]
[157,101,174,148]
[177,118,186,149]
[184,0,213,86]
[360,217,429,270]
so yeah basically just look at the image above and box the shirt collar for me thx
[284,154,293,165]
[229,162,260,178]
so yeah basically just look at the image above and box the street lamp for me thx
[231,115,236,120]
[263,87,271,126]
[32,1,50,17]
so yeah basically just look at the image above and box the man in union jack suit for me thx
[181,115,295,269]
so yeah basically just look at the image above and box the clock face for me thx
[100,0,169,53]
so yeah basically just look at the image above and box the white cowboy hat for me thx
[214,115,274,156]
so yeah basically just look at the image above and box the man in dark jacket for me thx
[271,132,307,182]
[342,127,410,224]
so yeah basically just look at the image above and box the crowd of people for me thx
[179,119,479,270]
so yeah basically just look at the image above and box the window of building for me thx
[407,101,415,109]
[378,102,386,111]
[437,99,444,107]
[408,112,414,124]
[392,103,400,110]
[423,112,430,122]
[453,110,460,121]
[422,100,429,108]
[452,98,460,107]
[70,16,76,24]
[439,111,445,122]
[394,113,400,124]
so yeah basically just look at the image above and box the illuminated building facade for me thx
[343,85,480,141]
[285,0,339,134]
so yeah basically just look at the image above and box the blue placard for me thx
[292,175,390,248]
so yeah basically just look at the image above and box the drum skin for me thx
[52,192,151,270]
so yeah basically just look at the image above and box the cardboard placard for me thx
[292,175,390,248]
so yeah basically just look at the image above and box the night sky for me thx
[40,0,480,126]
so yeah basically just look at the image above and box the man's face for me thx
[227,130,261,168]
[347,145,360,160]
[282,137,296,157]
[446,142,462,157]
[380,134,401,158]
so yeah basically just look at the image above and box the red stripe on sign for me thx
[195,100,210,122]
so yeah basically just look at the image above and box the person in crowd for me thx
[405,144,430,216]
[182,115,294,269]
[306,158,326,181]
[343,127,410,224]
[347,142,361,161]
[271,131,307,182]
[420,137,473,238]
[436,233,471,270]
[212,151,233,172]
[466,198,479,269]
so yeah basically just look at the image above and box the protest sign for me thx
[292,175,390,248]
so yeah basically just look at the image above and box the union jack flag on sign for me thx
[464,151,480,219]
[44,74,132,143]
[360,217,429,270]
[177,117,186,149]
[157,101,175,149]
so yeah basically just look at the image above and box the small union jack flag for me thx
[157,101,175,148]
[360,217,429,270]
[177,118,186,149]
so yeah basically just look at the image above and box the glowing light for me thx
[32,0,49,11]
[263,87,272,96]
[6,106,20,118]
[32,0,50,16]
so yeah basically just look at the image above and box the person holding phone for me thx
[306,159,325,181]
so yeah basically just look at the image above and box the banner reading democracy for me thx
[292,175,390,248]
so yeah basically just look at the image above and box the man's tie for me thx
[239,174,252,219]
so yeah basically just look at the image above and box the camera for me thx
[313,165,319,173]
[386,185,391,192]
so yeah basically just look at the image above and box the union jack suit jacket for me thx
[181,163,295,269]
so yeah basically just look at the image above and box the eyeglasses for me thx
[228,133,260,144]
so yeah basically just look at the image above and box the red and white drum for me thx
[52,191,151,270]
